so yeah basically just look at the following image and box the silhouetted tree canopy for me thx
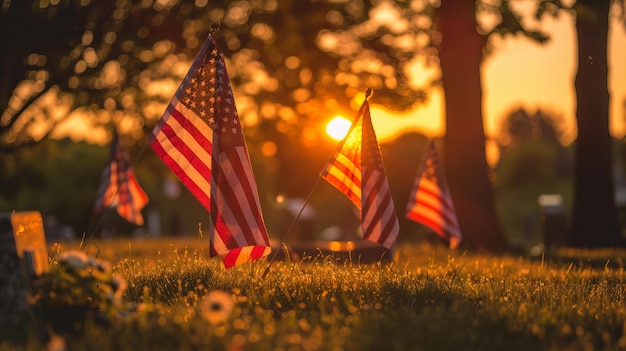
[496,108,571,189]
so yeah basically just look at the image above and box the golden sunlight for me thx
[326,116,352,140]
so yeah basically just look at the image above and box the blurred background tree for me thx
[494,108,573,248]
[568,0,623,247]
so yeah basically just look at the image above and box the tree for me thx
[0,138,108,233]
[0,1,337,146]
[0,1,174,149]
[492,107,573,248]
[496,108,571,189]
[434,0,570,251]
[436,1,508,251]
[568,0,623,247]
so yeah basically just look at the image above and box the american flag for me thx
[150,34,270,268]
[94,133,149,226]
[321,99,399,249]
[406,140,461,248]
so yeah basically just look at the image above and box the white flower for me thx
[107,275,127,303]
[88,257,111,274]
[200,290,234,324]
[57,250,90,270]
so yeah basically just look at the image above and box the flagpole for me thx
[416,139,434,176]
[261,88,373,278]
[260,177,322,278]
[82,130,130,251]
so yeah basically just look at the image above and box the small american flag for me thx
[94,133,149,226]
[150,34,270,268]
[406,140,461,248]
[321,98,399,249]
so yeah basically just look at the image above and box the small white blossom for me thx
[200,290,234,324]
[57,250,90,270]
[89,257,111,273]
[107,275,127,303]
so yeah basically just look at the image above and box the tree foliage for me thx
[496,108,571,189]
[0,138,106,233]
[0,0,438,151]
[0,0,570,157]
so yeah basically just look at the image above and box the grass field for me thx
[3,237,626,351]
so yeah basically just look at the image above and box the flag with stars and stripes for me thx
[406,140,462,249]
[94,133,149,226]
[150,34,270,268]
[320,99,399,249]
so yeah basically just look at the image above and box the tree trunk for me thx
[437,1,508,251]
[568,0,623,247]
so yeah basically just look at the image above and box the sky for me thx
[369,7,626,165]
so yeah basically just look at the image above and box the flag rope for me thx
[261,88,373,278]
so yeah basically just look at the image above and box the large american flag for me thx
[94,133,149,226]
[406,140,461,248]
[321,100,399,249]
[150,35,270,268]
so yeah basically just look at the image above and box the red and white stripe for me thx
[150,100,214,212]
[406,141,461,248]
[210,147,271,267]
[361,168,399,249]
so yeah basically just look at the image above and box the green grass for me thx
[3,238,626,351]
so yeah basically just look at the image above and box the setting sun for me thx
[326,116,352,141]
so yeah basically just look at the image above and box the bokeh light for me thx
[326,116,351,141]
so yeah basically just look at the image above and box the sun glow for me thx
[326,116,352,140]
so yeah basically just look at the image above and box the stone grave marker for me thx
[0,211,49,331]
